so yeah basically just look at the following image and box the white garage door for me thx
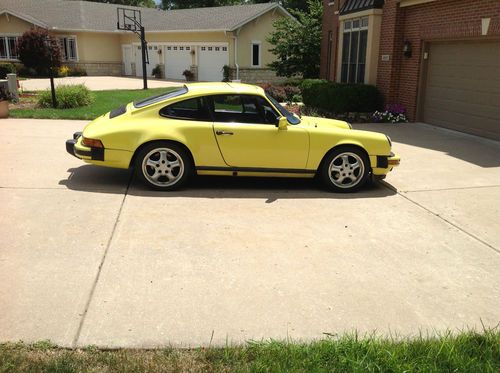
[198,45,229,82]
[135,45,161,78]
[164,45,192,80]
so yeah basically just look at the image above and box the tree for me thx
[267,0,322,78]
[85,0,156,7]
[17,28,62,76]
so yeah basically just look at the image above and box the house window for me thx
[341,17,368,83]
[0,36,19,60]
[251,42,261,67]
[58,37,77,61]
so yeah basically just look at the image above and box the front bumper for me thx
[376,152,400,168]
[371,152,400,177]
[66,132,104,161]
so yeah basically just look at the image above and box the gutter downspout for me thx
[232,34,239,80]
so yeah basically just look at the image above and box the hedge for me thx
[301,79,383,114]
[0,63,16,79]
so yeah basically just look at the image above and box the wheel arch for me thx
[317,143,371,173]
[129,139,195,169]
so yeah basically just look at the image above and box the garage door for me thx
[198,45,229,82]
[164,45,192,80]
[423,40,500,140]
[135,45,161,78]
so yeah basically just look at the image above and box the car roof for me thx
[185,82,264,96]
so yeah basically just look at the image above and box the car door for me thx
[159,96,225,166]
[211,94,309,169]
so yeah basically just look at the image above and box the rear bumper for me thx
[65,132,104,161]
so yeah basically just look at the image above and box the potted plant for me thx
[0,86,12,118]
[182,69,194,82]
[152,64,162,79]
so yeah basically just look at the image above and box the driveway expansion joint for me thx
[71,173,133,348]
[401,185,500,194]
[380,182,500,255]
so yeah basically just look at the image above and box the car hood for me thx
[300,116,351,130]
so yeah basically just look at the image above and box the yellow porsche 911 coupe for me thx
[66,82,399,192]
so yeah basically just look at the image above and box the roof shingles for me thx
[0,0,280,32]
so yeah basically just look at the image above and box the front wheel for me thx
[135,142,192,191]
[319,147,370,192]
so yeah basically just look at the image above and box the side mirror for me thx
[276,117,288,130]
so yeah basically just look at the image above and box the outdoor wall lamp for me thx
[158,48,162,55]
[403,40,412,58]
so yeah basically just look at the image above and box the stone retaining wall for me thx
[67,62,122,76]
[229,68,285,84]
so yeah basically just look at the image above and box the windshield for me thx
[265,93,301,125]
[133,87,188,108]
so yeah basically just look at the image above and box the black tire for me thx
[134,141,193,191]
[319,146,370,193]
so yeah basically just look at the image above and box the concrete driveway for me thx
[0,119,499,348]
[20,76,183,91]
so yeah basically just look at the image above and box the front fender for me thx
[306,128,391,170]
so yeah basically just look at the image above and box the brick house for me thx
[320,0,500,140]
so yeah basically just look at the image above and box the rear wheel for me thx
[135,142,192,191]
[319,147,370,192]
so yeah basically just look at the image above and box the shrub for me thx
[259,83,301,103]
[68,67,87,77]
[182,69,194,81]
[0,63,16,79]
[152,64,162,79]
[37,84,94,109]
[301,80,383,114]
[16,65,38,77]
[58,65,71,77]
[222,65,230,82]
[283,78,303,87]
[17,28,62,76]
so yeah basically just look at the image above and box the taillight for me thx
[82,137,104,148]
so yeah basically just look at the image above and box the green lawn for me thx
[1,330,498,372]
[10,88,176,120]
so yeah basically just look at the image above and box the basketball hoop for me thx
[117,7,149,89]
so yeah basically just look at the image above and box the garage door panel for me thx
[425,109,500,139]
[198,45,229,82]
[423,41,500,140]
[430,78,500,94]
[164,45,192,80]
[426,86,500,108]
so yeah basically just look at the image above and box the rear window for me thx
[133,87,188,108]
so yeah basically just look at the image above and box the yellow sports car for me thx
[66,82,399,192]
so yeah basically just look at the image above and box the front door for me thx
[211,94,308,169]
[122,45,133,75]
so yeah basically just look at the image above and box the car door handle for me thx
[216,130,234,136]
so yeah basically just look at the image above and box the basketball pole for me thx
[140,26,148,90]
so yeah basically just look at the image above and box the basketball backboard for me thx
[117,8,142,32]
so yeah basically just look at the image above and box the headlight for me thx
[386,135,392,147]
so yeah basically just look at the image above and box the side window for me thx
[211,95,280,125]
[213,95,244,114]
[254,96,279,124]
[160,97,210,121]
